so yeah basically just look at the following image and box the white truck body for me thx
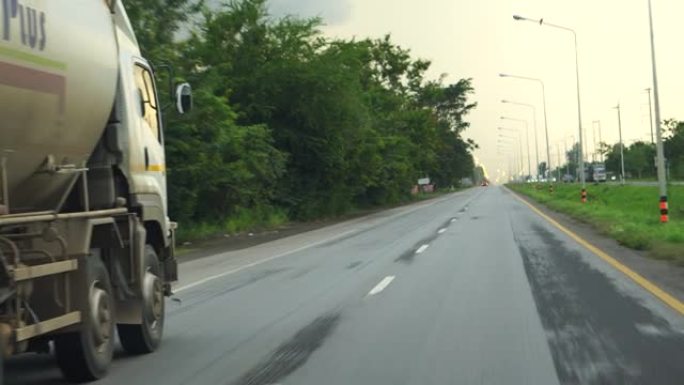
[0,1,189,381]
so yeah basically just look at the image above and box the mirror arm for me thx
[150,62,176,107]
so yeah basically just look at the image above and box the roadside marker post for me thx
[660,196,669,223]
[581,188,587,203]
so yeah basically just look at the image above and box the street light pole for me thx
[502,100,539,179]
[615,104,626,185]
[571,135,578,178]
[499,133,524,177]
[501,147,521,180]
[593,120,603,162]
[646,88,655,145]
[500,117,531,178]
[497,151,515,182]
[648,0,668,222]
[499,74,550,180]
[513,15,586,201]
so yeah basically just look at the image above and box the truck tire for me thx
[55,257,114,382]
[117,245,164,354]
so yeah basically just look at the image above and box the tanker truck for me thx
[0,0,191,381]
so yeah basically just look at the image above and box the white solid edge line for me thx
[175,190,475,293]
[438,228,447,234]
[174,229,359,293]
[368,276,396,296]
[416,244,430,254]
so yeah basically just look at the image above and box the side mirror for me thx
[175,83,193,114]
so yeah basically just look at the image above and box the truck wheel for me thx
[55,257,114,382]
[117,245,164,354]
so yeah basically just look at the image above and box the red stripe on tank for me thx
[0,60,66,113]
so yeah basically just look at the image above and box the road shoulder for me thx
[176,191,463,263]
[505,187,684,305]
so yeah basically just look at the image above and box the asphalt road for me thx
[6,187,684,384]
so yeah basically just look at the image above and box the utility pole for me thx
[564,140,570,176]
[557,143,562,182]
[592,122,597,163]
[615,103,626,185]
[596,120,606,163]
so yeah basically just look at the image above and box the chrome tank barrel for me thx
[0,0,119,213]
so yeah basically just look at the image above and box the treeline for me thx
[124,0,477,233]
[559,142,655,180]
[558,119,684,180]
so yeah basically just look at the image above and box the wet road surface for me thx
[6,187,684,384]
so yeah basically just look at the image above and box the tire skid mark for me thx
[230,313,341,385]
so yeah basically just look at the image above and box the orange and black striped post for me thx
[660,196,669,223]
[581,188,587,203]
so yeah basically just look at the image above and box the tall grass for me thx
[509,183,684,264]
[176,190,457,244]
[177,206,289,244]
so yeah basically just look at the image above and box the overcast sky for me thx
[268,0,684,181]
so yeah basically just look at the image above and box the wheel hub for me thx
[89,283,111,351]
[143,270,162,329]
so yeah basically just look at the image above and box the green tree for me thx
[664,120,684,179]
[625,141,655,179]
[126,0,479,231]
[538,162,548,178]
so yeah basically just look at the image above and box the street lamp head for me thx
[501,100,509,104]
[499,73,508,78]
[513,14,544,26]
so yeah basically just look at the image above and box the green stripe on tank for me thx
[0,46,67,71]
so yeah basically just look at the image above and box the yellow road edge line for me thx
[508,188,684,316]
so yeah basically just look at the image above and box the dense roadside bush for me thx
[125,0,478,239]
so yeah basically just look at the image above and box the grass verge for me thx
[508,183,684,265]
[176,189,458,244]
[177,206,288,244]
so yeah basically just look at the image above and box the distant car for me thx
[481,181,489,187]
[562,174,574,183]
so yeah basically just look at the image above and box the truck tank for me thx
[0,0,119,213]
